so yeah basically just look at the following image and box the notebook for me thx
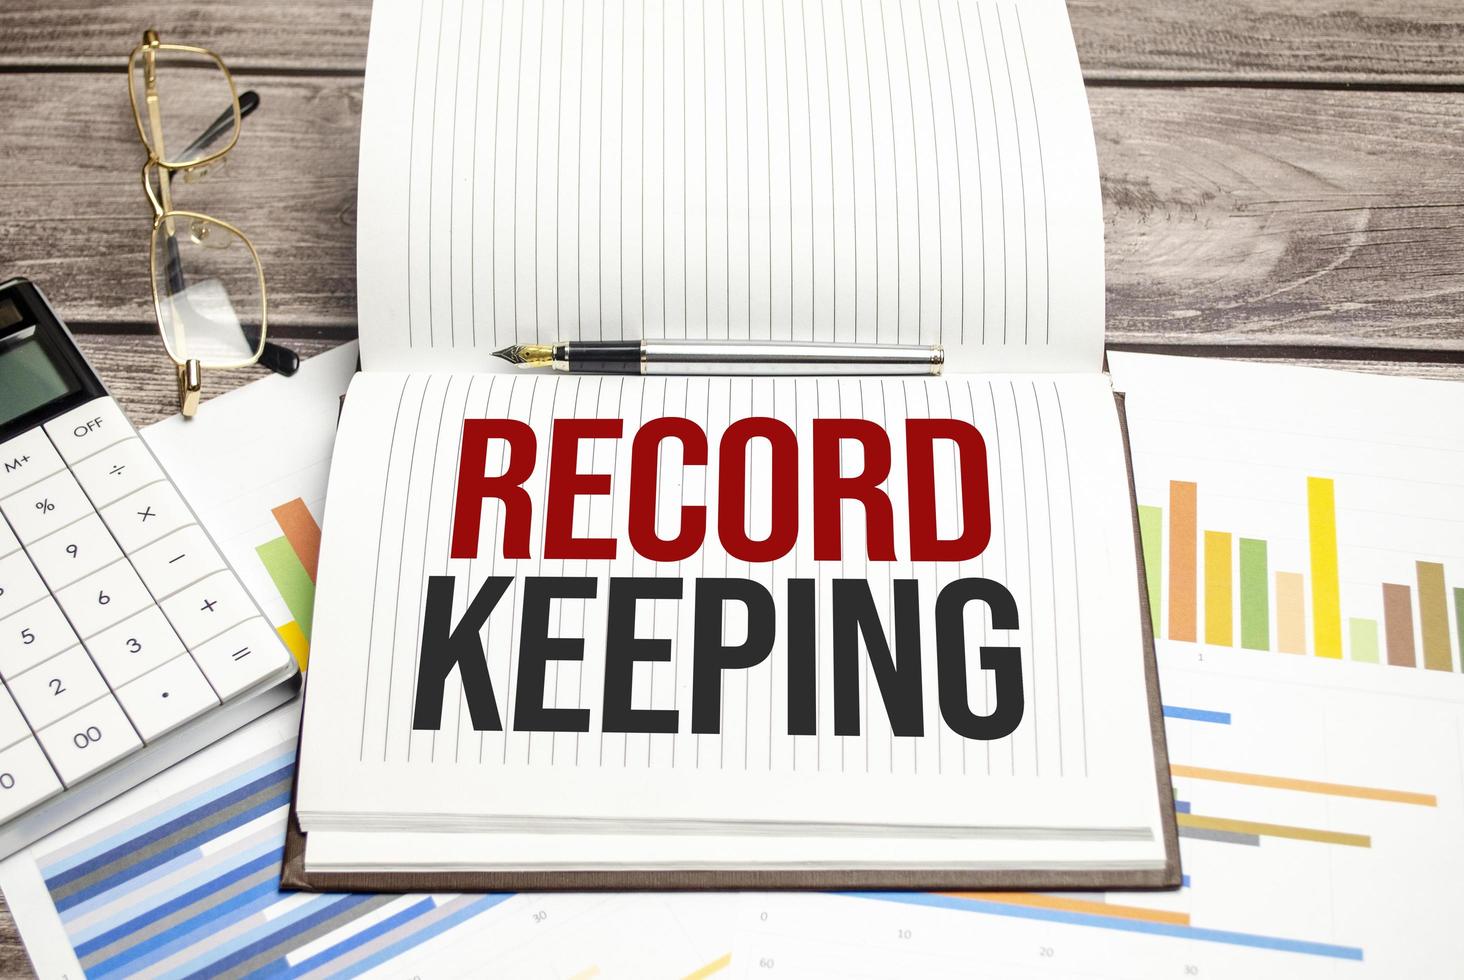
[288,0,1179,890]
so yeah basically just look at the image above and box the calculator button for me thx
[117,655,219,742]
[0,599,78,679]
[0,519,18,559]
[55,560,152,639]
[130,525,225,600]
[0,552,47,621]
[43,397,135,466]
[0,470,93,544]
[9,647,110,732]
[99,482,192,554]
[85,606,185,688]
[0,689,33,752]
[160,571,254,648]
[27,514,124,591]
[0,429,65,498]
[70,438,166,509]
[0,739,63,820]
[37,696,141,787]
[190,617,294,700]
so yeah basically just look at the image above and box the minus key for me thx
[130,525,226,601]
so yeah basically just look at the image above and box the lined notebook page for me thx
[298,373,1156,831]
[355,0,1104,374]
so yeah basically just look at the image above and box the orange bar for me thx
[942,892,1190,926]
[1171,764,1437,806]
[1168,481,1198,642]
[272,498,322,583]
[1276,572,1306,654]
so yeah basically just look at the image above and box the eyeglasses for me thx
[127,30,298,417]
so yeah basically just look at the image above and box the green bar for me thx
[1138,505,1163,635]
[1238,538,1269,651]
[1349,618,1380,663]
[257,535,315,639]
[1457,589,1464,672]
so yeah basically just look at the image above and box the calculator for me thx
[0,277,298,858]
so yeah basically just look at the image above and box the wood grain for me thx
[1093,85,1464,350]
[3,73,1464,353]
[6,0,1464,83]
[0,72,361,332]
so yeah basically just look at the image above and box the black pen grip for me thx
[566,340,642,374]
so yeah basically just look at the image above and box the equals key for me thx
[131,526,226,601]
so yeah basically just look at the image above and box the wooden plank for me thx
[0,72,360,332]
[0,905,28,978]
[5,0,1464,82]
[1071,0,1464,84]
[0,0,370,72]
[3,73,1464,351]
[1092,85,1464,349]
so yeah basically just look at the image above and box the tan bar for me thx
[1275,572,1306,654]
[1383,583,1416,667]
[1417,561,1452,671]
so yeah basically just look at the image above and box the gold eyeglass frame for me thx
[127,30,269,417]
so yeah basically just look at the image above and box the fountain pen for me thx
[492,339,944,376]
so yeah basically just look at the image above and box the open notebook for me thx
[289,0,1178,890]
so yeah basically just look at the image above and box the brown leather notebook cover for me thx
[280,392,1180,893]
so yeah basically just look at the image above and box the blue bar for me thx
[258,898,438,978]
[1175,800,1192,814]
[1182,875,1192,888]
[53,785,292,912]
[75,848,284,961]
[40,751,296,880]
[67,834,282,940]
[90,881,284,979]
[336,895,514,979]
[170,894,377,978]
[48,768,292,898]
[843,893,1363,961]
[1162,705,1232,725]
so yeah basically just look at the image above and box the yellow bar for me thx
[1177,813,1370,848]
[277,620,310,672]
[944,892,1190,926]
[1204,531,1233,646]
[682,953,732,980]
[1307,477,1342,657]
[1171,764,1437,806]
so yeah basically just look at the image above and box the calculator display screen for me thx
[0,327,82,425]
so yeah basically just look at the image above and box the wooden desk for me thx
[1,0,1462,971]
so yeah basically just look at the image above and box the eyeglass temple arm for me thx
[161,89,299,379]
[162,90,262,291]
[168,90,260,183]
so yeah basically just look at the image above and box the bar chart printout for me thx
[726,615,1464,976]
[255,497,322,670]
[1138,473,1463,673]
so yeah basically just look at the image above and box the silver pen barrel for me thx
[639,340,943,376]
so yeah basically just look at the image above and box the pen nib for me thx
[492,344,554,368]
